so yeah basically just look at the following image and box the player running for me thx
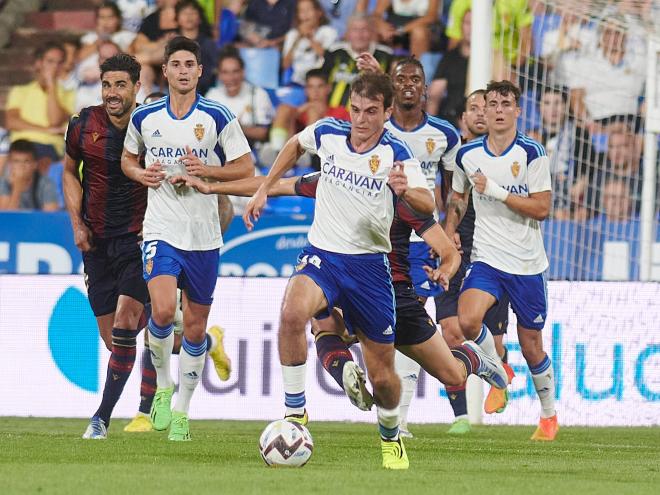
[122,36,253,441]
[445,80,557,441]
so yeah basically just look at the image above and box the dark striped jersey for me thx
[65,105,147,238]
[295,172,436,283]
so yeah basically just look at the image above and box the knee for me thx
[369,370,400,409]
[441,319,464,347]
[114,306,143,330]
[150,300,176,327]
[458,313,482,339]
[520,337,544,365]
[280,305,308,334]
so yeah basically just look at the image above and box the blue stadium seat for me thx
[239,47,281,90]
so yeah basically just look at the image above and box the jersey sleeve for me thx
[452,158,470,194]
[294,172,320,198]
[124,112,144,155]
[297,122,318,154]
[64,112,84,161]
[396,198,437,237]
[218,118,252,163]
[441,126,461,172]
[528,155,552,194]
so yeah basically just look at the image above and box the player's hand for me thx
[356,52,383,73]
[387,162,408,196]
[424,266,450,291]
[471,172,509,202]
[141,161,166,188]
[169,174,212,194]
[182,145,210,177]
[243,187,268,231]
[471,172,488,194]
[74,223,94,252]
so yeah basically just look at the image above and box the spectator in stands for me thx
[205,47,274,153]
[600,175,635,221]
[427,8,471,125]
[0,128,9,177]
[528,86,595,220]
[566,18,645,134]
[115,0,156,33]
[446,0,533,79]
[74,41,122,112]
[59,37,82,92]
[604,126,640,176]
[5,42,75,173]
[369,0,440,58]
[175,0,217,94]
[282,0,338,88]
[0,140,59,211]
[78,2,137,66]
[136,63,161,103]
[130,0,179,65]
[240,0,296,49]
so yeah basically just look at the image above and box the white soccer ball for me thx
[259,419,314,467]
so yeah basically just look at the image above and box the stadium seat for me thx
[419,52,443,81]
[239,47,281,90]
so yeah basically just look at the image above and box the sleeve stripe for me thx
[426,116,460,149]
[199,98,236,122]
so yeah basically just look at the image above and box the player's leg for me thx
[507,271,558,440]
[484,296,515,414]
[394,351,420,438]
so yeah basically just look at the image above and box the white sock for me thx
[173,337,207,414]
[282,363,307,416]
[475,324,499,360]
[394,351,420,430]
[530,355,556,418]
[377,405,400,441]
[147,319,174,389]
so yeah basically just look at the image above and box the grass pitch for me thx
[0,418,658,495]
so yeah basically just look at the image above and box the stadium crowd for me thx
[0,0,656,221]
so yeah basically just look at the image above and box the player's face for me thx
[485,91,520,134]
[392,64,425,110]
[349,94,391,143]
[163,50,202,95]
[462,93,487,137]
[102,71,139,117]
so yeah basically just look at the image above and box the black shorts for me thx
[434,262,509,336]
[394,282,438,346]
[82,232,148,316]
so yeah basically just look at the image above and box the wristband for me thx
[484,178,509,202]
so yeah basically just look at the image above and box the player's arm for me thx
[392,160,434,215]
[121,115,165,188]
[170,174,298,197]
[421,224,461,289]
[444,156,470,239]
[218,194,234,234]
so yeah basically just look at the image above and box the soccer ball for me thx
[259,419,314,467]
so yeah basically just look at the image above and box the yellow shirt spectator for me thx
[6,80,75,157]
[446,0,533,63]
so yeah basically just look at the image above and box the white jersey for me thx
[453,133,551,275]
[124,95,251,251]
[297,118,427,254]
[385,114,460,242]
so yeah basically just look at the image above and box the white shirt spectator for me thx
[283,25,338,86]
[205,82,274,128]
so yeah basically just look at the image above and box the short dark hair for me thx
[34,41,65,61]
[164,36,201,65]
[305,68,327,83]
[458,89,486,115]
[97,1,122,21]
[485,80,521,106]
[350,72,394,109]
[9,139,37,158]
[391,56,425,81]
[100,53,141,84]
[543,85,569,104]
[217,45,244,69]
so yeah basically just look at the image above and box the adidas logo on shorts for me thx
[382,326,393,336]
[533,314,544,324]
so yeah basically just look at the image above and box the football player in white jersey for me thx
[121,36,254,441]
[244,72,436,470]
[445,80,558,441]
[383,57,461,438]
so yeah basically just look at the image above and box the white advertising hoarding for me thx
[0,276,658,426]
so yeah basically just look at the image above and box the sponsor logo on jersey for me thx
[369,154,380,174]
[194,123,205,141]
[322,163,384,192]
[149,147,209,159]
[426,138,435,154]
[511,161,520,178]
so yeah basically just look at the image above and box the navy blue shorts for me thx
[407,240,443,298]
[292,245,396,344]
[434,261,509,335]
[141,240,219,305]
[82,232,148,316]
[461,261,547,330]
[393,282,437,346]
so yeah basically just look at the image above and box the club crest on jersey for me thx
[194,123,205,142]
[511,161,520,178]
[92,132,100,143]
[369,155,380,174]
[145,259,153,275]
[425,138,435,154]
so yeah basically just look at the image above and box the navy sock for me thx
[138,345,157,415]
[445,384,468,417]
[450,344,480,376]
[94,328,138,425]
[315,333,354,389]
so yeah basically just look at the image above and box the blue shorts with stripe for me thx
[141,240,219,305]
[407,240,442,298]
[292,245,396,344]
[461,261,547,330]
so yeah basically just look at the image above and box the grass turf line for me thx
[0,418,658,495]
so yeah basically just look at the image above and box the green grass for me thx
[0,418,658,495]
